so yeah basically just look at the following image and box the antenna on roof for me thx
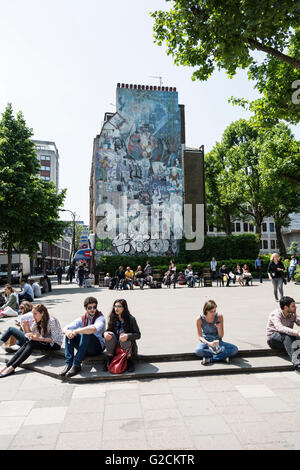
[149,76,163,87]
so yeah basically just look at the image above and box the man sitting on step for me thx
[266,296,300,372]
[60,296,106,378]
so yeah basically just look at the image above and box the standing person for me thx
[254,255,263,283]
[68,264,75,284]
[103,299,141,373]
[195,300,238,364]
[168,260,177,289]
[29,279,41,298]
[210,257,218,282]
[0,304,63,378]
[56,265,63,285]
[135,266,145,289]
[61,296,105,377]
[0,284,19,317]
[268,253,285,302]
[18,278,34,303]
[125,267,134,290]
[266,296,300,371]
[77,264,85,287]
[184,264,196,287]
[289,255,298,282]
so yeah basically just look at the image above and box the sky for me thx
[0,0,299,224]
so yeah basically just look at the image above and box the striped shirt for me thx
[266,308,300,338]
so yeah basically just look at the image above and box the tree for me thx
[0,104,67,283]
[205,144,243,234]
[151,1,300,123]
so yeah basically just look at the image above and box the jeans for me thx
[267,332,300,367]
[126,279,134,289]
[186,275,195,287]
[136,278,145,289]
[1,327,27,346]
[289,267,296,281]
[104,331,132,356]
[271,277,284,300]
[6,340,61,369]
[18,293,34,303]
[195,340,238,362]
[64,334,104,366]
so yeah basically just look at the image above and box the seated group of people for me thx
[105,262,155,290]
[217,264,253,287]
[1,294,299,379]
[0,277,51,318]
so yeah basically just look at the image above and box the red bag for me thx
[108,345,132,375]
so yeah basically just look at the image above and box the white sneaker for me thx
[225,357,230,364]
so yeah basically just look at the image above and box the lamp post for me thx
[59,209,76,264]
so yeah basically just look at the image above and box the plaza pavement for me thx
[0,278,299,450]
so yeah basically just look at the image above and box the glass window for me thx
[263,240,268,249]
[41,155,51,161]
[259,240,262,249]
[208,225,214,233]
[269,222,275,232]
[243,223,248,232]
[262,223,267,232]
[231,223,235,233]
[235,222,241,232]
[249,224,254,232]
[271,240,276,249]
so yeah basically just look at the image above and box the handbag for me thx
[108,344,132,375]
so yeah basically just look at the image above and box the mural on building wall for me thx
[94,87,183,257]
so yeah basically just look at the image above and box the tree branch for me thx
[247,38,300,68]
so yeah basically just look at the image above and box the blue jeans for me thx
[289,267,296,280]
[1,326,27,346]
[186,275,195,287]
[195,340,238,362]
[64,334,104,366]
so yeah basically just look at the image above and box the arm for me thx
[271,312,300,337]
[216,314,224,339]
[125,317,141,341]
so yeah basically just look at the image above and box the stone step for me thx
[1,351,292,383]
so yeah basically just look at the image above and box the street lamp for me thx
[59,209,77,264]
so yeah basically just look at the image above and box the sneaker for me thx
[202,357,211,365]
[60,365,72,377]
[225,357,230,364]
[127,357,135,373]
[65,365,82,378]
[5,345,20,353]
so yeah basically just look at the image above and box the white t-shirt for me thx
[20,312,34,330]
[32,282,41,298]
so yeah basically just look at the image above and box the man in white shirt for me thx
[60,296,106,378]
[29,280,41,298]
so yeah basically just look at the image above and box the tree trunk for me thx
[275,221,287,258]
[224,206,232,235]
[7,232,13,284]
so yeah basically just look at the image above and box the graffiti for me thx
[94,87,183,257]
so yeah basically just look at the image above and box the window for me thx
[41,166,51,171]
[41,176,50,181]
[41,155,51,161]
[243,223,248,232]
[269,223,275,232]
[271,240,276,249]
[262,223,267,232]
[263,240,268,249]
[231,223,235,233]
[235,222,241,232]
[249,224,254,232]
[259,240,262,249]
[208,225,214,233]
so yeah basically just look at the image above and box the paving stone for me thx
[200,379,235,392]
[23,407,68,426]
[56,431,102,450]
[102,419,145,441]
[0,417,25,435]
[145,426,195,450]
[235,384,275,398]
[0,435,14,450]
[61,412,103,433]
[177,399,217,417]
[138,379,171,395]
[280,432,300,450]
[10,423,62,448]
[193,434,243,450]
[247,397,293,413]
[67,398,105,414]
[105,389,140,405]
[104,403,143,421]
[71,384,106,399]
[209,391,249,407]
[183,415,231,436]
[171,386,208,400]
[244,442,294,450]
[264,413,300,433]
[102,439,148,450]
[0,400,35,417]
[140,394,177,411]
[143,408,182,423]
[228,422,285,445]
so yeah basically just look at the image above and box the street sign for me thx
[81,243,88,249]
[84,250,92,258]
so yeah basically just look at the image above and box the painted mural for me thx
[94,87,183,257]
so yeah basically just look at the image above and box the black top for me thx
[106,314,141,355]
[115,269,125,279]
[267,261,285,279]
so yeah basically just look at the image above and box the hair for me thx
[203,300,217,316]
[271,253,280,262]
[107,299,132,332]
[84,296,98,309]
[32,304,50,335]
[20,301,33,313]
[279,296,295,310]
[4,284,13,293]
[20,278,27,283]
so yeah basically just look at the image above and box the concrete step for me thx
[0,350,293,383]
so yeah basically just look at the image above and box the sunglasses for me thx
[87,305,97,310]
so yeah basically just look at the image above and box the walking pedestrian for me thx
[268,253,285,302]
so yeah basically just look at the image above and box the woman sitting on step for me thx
[0,304,63,378]
[103,299,141,373]
[195,300,238,365]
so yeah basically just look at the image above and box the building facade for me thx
[33,139,59,187]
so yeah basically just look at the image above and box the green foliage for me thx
[0,104,67,278]
[151,1,300,124]
[288,242,299,255]
[97,234,259,274]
